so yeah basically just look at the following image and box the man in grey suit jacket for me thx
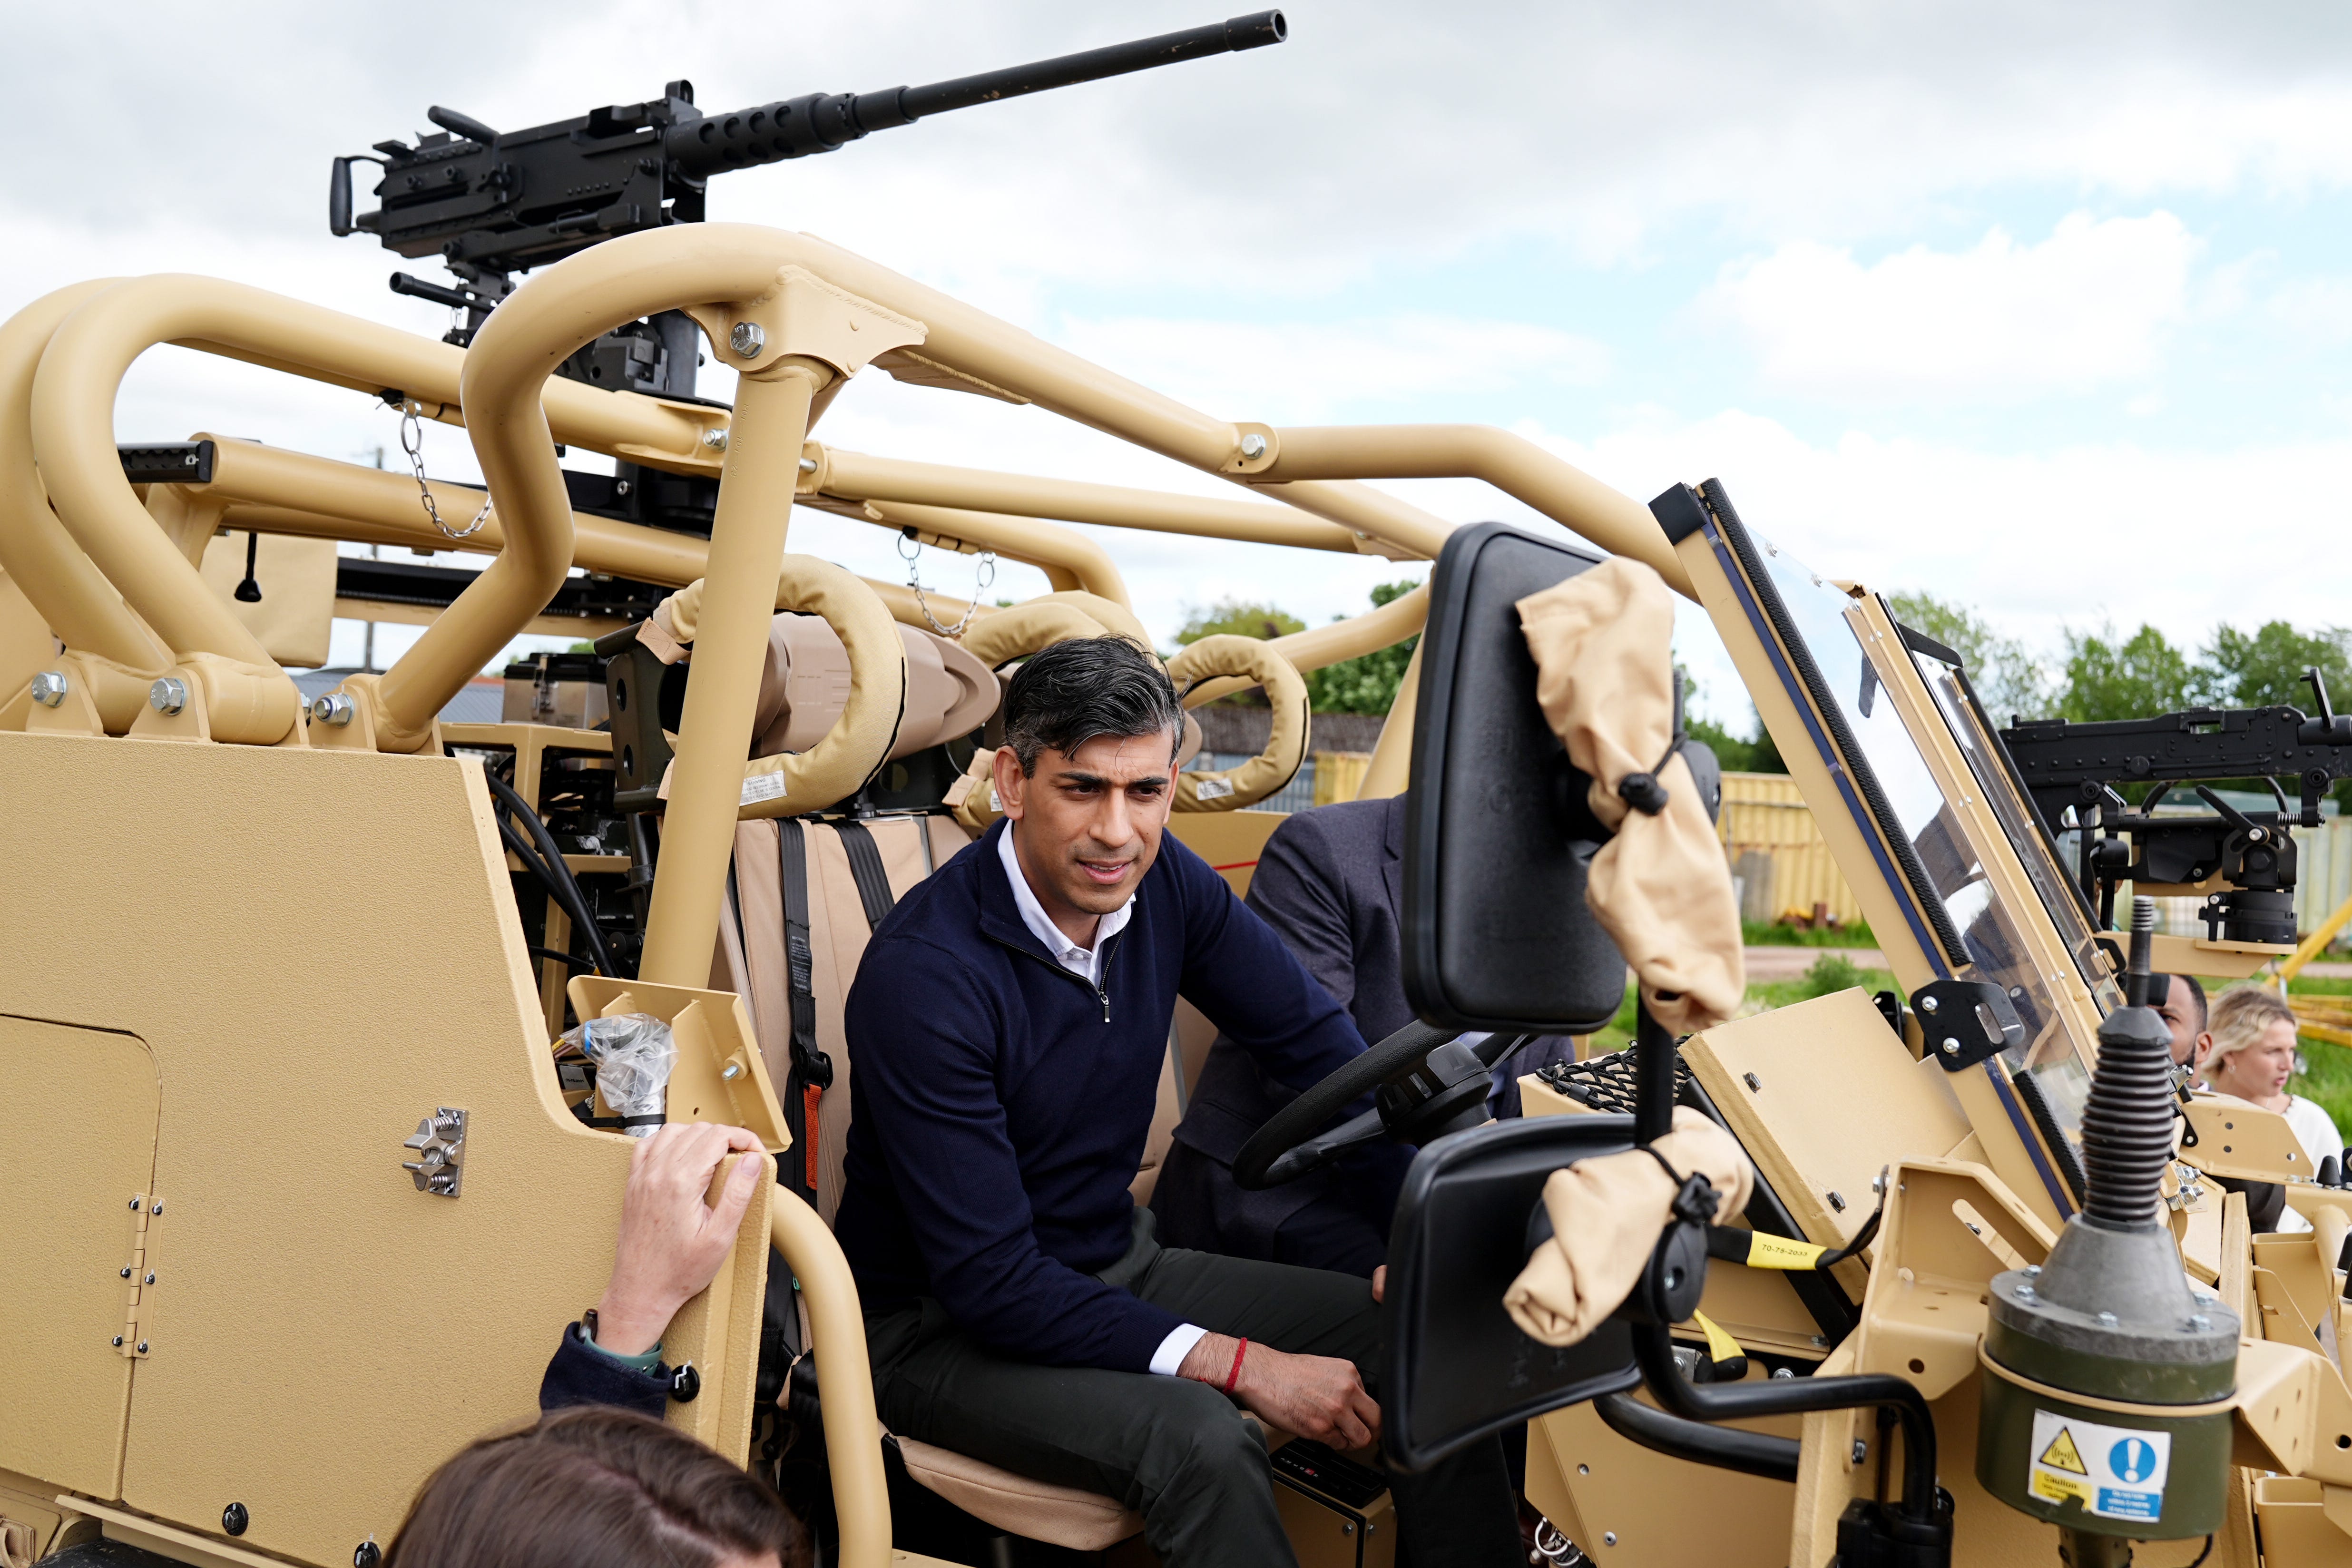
[1149,792,1575,1276]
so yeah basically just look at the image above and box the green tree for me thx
[2201,621,2352,711]
[1174,599,1308,707]
[1302,581,1421,715]
[2058,625,2200,722]
[1175,600,1305,644]
[1887,591,2050,722]
[1680,666,1784,774]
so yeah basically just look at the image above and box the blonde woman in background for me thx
[2199,986,2343,1230]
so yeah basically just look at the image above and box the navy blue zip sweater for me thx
[834,818,1369,1373]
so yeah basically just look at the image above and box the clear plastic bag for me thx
[559,1012,675,1137]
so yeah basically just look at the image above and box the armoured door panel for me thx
[0,734,762,1568]
[0,1015,159,1498]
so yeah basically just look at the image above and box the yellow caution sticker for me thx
[2038,1427,2087,1475]
[2026,1411,2170,1523]
[1744,1233,1829,1270]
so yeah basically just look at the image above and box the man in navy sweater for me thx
[834,637,1517,1567]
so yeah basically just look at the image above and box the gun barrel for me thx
[665,11,1284,179]
[899,10,1284,119]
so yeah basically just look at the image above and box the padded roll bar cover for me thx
[1402,522,1626,1033]
[1383,1113,1643,1472]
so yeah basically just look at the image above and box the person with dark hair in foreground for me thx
[383,1405,803,1568]
[386,1122,803,1567]
[833,636,1519,1568]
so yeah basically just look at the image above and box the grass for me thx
[1742,920,1880,949]
[1585,952,1903,1055]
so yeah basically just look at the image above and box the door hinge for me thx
[116,1192,164,1358]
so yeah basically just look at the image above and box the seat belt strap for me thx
[776,819,833,1197]
[833,819,899,932]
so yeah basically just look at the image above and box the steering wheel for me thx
[1232,1021,1533,1190]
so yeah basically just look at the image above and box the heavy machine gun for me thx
[329,11,1287,392]
[1998,668,2352,942]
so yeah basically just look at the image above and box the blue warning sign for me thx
[2109,1439,2160,1485]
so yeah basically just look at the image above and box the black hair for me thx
[2165,973,2209,1031]
[1001,637,1181,776]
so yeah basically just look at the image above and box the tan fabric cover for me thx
[961,600,1107,670]
[750,618,997,763]
[1038,588,1153,652]
[1515,558,1744,1034]
[946,745,1004,836]
[892,1435,1142,1551]
[1164,634,1308,812]
[1502,1107,1754,1347]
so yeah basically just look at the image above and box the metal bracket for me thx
[1916,979,2025,1071]
[402,1107,467,1197]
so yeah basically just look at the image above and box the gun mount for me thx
[331,12,1285,323]
[1998,668,2352,941]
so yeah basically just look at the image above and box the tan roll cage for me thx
[0,223,1705,1568]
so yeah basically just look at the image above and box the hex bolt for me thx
[1852,1439,1868,1464]
[223,1502,249,1537]
[1940,1037,1960,1056]
[312,692,355,726]
[1919,995,1939,1013]
[119,1266,131,1279]
[354,1542,382,1568]
[129,1196,142,1210]
[137,1340,148,1353]
[2097,1311,2120,1327]
[150,1198,162,1214]
[1238,431,1269,460]
[701,427,729,451]
[149,676,188,716]
[145,1271,156,1285]
[1827,1190,1847,1212]
[1772,1366,1795,1378]
[729,322,765,357]
[2017,1283,2037,1301]
[112,1335,123,1347]
[29,670,68,707]
[1743,1072,1762,1092]
[2188,1314,2212,1332]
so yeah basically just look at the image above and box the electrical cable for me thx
[483,764,616,976]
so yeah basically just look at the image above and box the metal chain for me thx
[398,402,492,541]
[900,531,995,639]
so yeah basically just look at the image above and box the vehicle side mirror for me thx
[1402,522,1629,1032]
[1383,1114,1642,1471]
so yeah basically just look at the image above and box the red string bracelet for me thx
[1222,1337,1249,1394]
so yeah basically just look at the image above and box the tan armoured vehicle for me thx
[8,16,2352,1568]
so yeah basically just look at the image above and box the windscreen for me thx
[1738,531,2094,1140]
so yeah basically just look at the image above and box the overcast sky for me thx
[10,1,2352,720]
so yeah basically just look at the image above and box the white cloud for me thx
[1699,213,2199,402]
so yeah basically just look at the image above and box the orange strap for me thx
[804,1084,823,1191]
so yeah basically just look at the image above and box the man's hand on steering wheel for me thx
[1178,1332,1382,1451]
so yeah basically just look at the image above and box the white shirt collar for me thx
[998,823,1134,987]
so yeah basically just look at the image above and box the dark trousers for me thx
[866,1211,1519,1568]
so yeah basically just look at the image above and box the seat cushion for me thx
[891,1434,1142,1551]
